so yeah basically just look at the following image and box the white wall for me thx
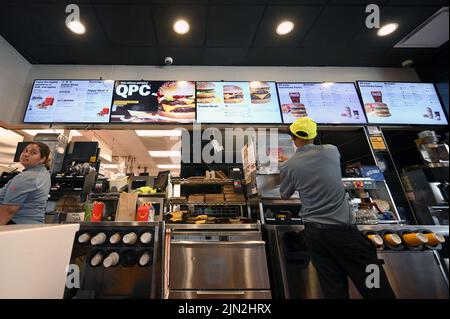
[6,60,420,125]
[0,36,31,126]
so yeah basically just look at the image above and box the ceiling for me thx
[0,0,448,68]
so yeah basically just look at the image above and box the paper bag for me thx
[115,193,138,221]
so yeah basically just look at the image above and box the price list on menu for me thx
[277,82,366,124]
[24,80,114,123]
[358,82,447,125]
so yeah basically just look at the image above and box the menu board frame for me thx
[195,80,284,125]
[23,79,115,124]
[276,81,368,125]
[356,81,449,126]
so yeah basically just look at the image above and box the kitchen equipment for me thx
[166,222,271,299]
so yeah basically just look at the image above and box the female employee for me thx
[0,142,51,225]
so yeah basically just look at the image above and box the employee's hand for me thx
[278,154,289,163]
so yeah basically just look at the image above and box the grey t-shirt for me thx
[280,144,352,225]
[0,164,51,224]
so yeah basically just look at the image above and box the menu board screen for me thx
[24,80,114,123]
[196,81,282,123]
[110,81,195,123]
[357,81,448,125]
[276,82,366,124]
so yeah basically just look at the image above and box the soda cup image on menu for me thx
[368,90,391,117]
[289,92,300,103]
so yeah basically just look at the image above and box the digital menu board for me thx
[276,82,367,124]
[110,81,195,123]
[24,80,114,123]
[196,81,282,123]
[357,81,448,125]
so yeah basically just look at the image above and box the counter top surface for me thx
[0,223,80,233]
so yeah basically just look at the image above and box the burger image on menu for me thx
[157,81,196,120]
[223,85,244,104]
[250,81,271,104]
[196,82,216,104]
[290,103,308,117]
[365,91,391,117]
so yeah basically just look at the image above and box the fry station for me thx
[0,1,448,300]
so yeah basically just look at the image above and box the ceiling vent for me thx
[395,7,449,48]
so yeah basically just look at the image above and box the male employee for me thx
[279,117,395,299]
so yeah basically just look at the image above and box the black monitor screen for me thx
[131,179,147,189]
[153,171,170,191]
[70,142,99,162]
[14,142,32,162]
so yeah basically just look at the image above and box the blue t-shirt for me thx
[0,164,51,224]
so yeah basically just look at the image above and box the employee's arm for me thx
[279,165,295,199]
[0,205,19,225]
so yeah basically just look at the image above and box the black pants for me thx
[303,226,396,299]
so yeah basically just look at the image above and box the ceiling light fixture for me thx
[173,19,190,34]
[276,21,294,35]
[22,129,64,136]
[67,21,86,34]
[101,164,118,169]
[135,130,182,137]
[377,23,398,37]
[148,151,181,157]
[157,164,181,169]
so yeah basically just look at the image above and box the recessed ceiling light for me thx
[377,23,398,37]
[157,164,181,169]
[148,151,181,157]
[67,21,86,34]
[136,130,182,137]
[173,20,190,34]
[276,21,294,35]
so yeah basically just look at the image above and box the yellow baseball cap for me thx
[289,117,317,140]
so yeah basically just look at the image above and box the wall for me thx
[0,36,31,126]
[5,61,420,125]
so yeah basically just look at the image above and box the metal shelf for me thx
[170,178,235,185]
[169,199,246,206]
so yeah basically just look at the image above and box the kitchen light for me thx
[157,164,181,169]
[100,153,112,162]
[173,20,190,34]
[276,21,294,35]
[70,130,82,137]
[22,129,64,136]
[377,23,398,37]
[0,128,23,139]
[148,151,181,157]
[101,164,118,169]
[67,21,86,34]
[135,130,182,137]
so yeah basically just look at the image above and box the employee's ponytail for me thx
[29,142,51,170]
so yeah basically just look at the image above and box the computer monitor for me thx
[70,142,99,162]
[13,142,32,162]
[153,171,170,191]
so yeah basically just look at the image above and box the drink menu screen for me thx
[358,81,448,125]
[24,80,114,123]
[196,81,282,123]
[277,82,367,124]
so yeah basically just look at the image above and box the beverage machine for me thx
[402,130,449,225]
